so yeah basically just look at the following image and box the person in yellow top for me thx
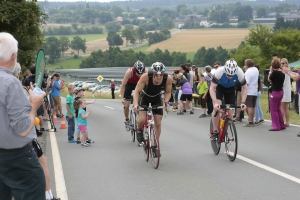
[197,75,208,118]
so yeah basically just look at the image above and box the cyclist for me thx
[120,60,148,131]
[210,59,248,139]
[133,62,172,157]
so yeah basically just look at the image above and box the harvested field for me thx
[148,29,250,52]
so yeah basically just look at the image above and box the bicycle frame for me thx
[218,110,230,143]
[142,106,155,146]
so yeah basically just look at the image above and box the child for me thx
[73,87,96,144]
[66,84,77,143]
[197,75,208,118]
[74,99,92,147]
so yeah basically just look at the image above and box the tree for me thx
[136,27,147,43]
[121,29,133,46]
[107,31,123,47]
[99,12,114,24]
[70,36,87,56]
[0,0,47,68]
[43,37,61,64]
[111,5,123,17]
[237,21,249,28]
[58,36,70,57]
[105,21,122,32]
[257,7,267,18]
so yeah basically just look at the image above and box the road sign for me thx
[97,75,103,82]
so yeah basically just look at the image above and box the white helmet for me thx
[224,59,238,76]
[151,62,166,74]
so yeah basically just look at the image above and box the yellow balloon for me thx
[35,117,40,126]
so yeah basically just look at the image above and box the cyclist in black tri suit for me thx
[133,62,172,155]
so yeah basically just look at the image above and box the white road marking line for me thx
[104,106,115,109]
[237,154,300,184]
[49,122,68,200]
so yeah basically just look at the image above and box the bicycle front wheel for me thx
[210,118,221,155]
[129,110,136,142]
[143,128,149,162]
[149,125,160,169]
[224,119,238,162]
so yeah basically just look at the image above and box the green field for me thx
[45,34,107,42]
[47,57,85,70]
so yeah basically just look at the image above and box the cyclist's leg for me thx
[154,115,163,140]
[123,84,134,121]
[224,87,236,119]
[136,94,147,142]
[212,99,222,131]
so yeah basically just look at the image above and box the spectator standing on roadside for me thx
[268,58,286,131]
[23,65,47,132]
[204,65,213,116]
[111,79,115,99]
[52,73,64,117]
[66,84,77,143]
[254,64,264,125]
[280,58,291,127]
[243,59,259,127]
[197,75,208,118]
[0,32,46,200]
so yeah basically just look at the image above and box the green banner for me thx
[35,49,46,88]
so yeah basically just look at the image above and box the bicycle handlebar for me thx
[139,105,164,110]
[213,104,241,117]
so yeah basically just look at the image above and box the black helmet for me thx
[151,62,166,74]
[134,60,145,74]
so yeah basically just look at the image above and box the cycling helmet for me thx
[151,62,166,74]
[133,60,145,74]
[224,59,238,76]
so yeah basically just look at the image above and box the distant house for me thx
[173,14,204,28]
[200,20,209,27]
[267,12,300,21]
[116,17,123,23]
[137,17,146,21]
[253,18,276,24]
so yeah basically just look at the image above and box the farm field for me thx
[148,29,250,52]
[45,34,107,42]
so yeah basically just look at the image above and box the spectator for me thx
[51,73,64,117]
[66,84,77,143]
[268,58,286,131]
[173,70,180,112]
[23,65,47,132]
[212,61,221,74]
[22,69,31,85]
[192,65,197,93]
[176,73,194,115]
[204,65,213,116]
[110,79,115,99]
[243,59,259,127]
[197,75,208,118]
[254,64,264,125]
[280,58,291,127]
[0,32,46,199]
[12,62,21,79]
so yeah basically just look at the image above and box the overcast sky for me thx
[39,0,124,2]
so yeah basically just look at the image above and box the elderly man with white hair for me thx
[0,32,46,200]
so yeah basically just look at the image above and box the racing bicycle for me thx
[210,104,239,162]
[139,103,164,169]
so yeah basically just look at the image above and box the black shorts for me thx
[180,94,192,101]
[124,83,136,101]
[216,85,235,105]
[139,94,163,115]
[32,138,43,158]
[37,104,44,116]
[245,95,257,108]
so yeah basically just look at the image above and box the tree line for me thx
[79,46,230,69]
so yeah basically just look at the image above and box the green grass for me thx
[47,57,85,70]
[45,34,107,42]
[132,45,151,53]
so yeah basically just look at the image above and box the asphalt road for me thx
[46,99,300,200]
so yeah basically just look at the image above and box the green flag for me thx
[35,49,46,88]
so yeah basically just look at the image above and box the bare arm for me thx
[164,76,172,103]
[81,111,91,119]
[133,73,148,110]
[209,82,218,105]
[120,69,131,101]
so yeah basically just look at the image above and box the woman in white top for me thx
[281,58,291,127]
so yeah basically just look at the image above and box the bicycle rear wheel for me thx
[129,110,136,142]
[143,128,149,162]
[210,118,221,155]
[149,125,160,169]
[224,119,238,162]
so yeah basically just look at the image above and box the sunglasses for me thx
[227,75,233,78]
[154,73,164,77]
